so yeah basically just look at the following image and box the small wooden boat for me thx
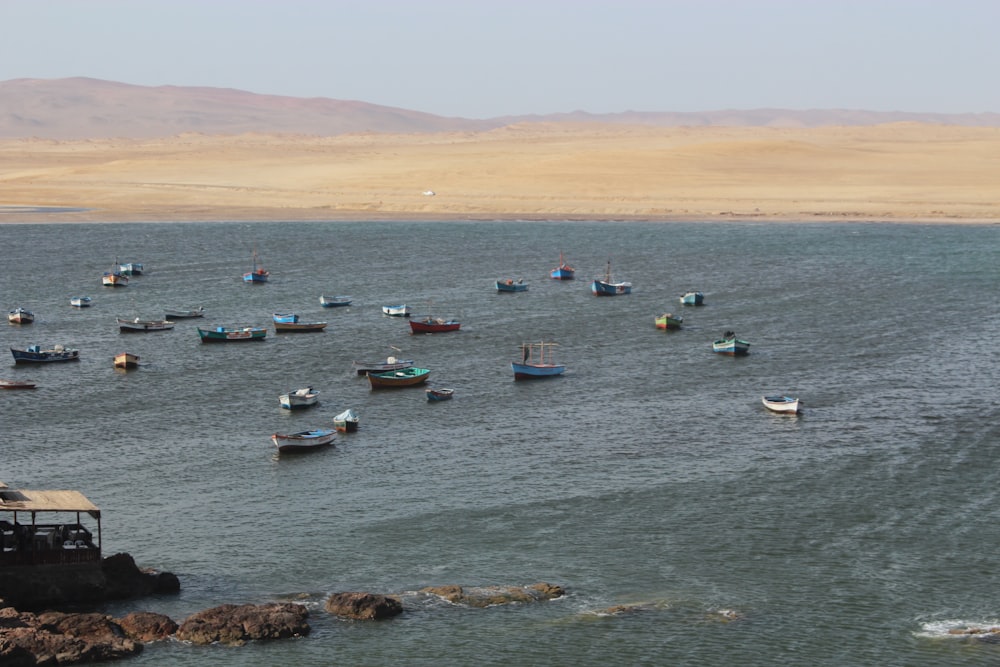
[119,262,143,275]
[591,259,632,296]
[164,306,204,319]
[272,314,327,332]
[680,291,705,306]
[11,345,80,364]
[426,387,454,401]
[712,331,751,356]
[319,295,352,308]
[550,251,575,280]
[762,395,801,414]
[496,278,528,292]
[0,379,36,390]
[117,317,176,333]
[333,408,360,432]
[382,304,411,317]
[352,357,415,376]
[271,428,336,453]
[70,296,92,308]
[113,352,140,369]
[409,317,461,334]
[7,307,33,324]
[102,270,128,287]
[511,341,565,380]
[243,248,269,283]
[197,326,267,342]
[367,367,431,389]
[279,387,319,410]
[654,313,683,330]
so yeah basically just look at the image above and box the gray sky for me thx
[2,0,996,118]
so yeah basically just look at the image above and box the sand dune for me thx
[2,123,999,223]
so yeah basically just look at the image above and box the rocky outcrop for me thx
[418,582,566,608]
[117,611,178,642]
[325,592,403,620]
[175,602,310,646]
[0,608,141,665]
[102,552,181,600]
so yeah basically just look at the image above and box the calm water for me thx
[1,220,999,666]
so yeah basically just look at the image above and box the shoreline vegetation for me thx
[1,123,999,225]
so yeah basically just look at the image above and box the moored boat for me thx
[197,326,267,342]
[762,395,801,414]
[654,313,683,330]
[367,367,431,389]
[550,251,575,280]
[279,387,319,410]
[712,331,751,356]
[117,317,175,333]
[680,291,705,306]
[511,341,565,380]
[319,295,352,308]
[591,259,632,296]
[352,356,415,376]
[119,262,143,275]
[101,270,128,287]
[272,313,327,332]
[0,379,36,389]
[496,278,528,292]
[271,428,336,453]
[11,344,80,364]
[113,352,139,369]
[70,296,92,308]
[426,387,454,401]
[164,306,204,319]
[8,307,33,324]
[382,304,411,317]
[243,248,269,283]
[409,317,461,334]
[333,408,360,432]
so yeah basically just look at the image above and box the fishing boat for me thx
[496,278,528,292]
[11,344,80,364]
[352,356,415,376]
[591,259,632,296]
[367,367,431,389]
[550,252,575,280]
[117,317,176,333]
[680,291,705,306]
[118,262,143,276]
[197,326,267,342]
[762,395,801,414]
[70,297,92,308]
[654,313,683,330]
[272,314,327,333]
[0,379,36,390]
[409,317,461,334]
[113,352,139,369]
[333,408,360,432]
[243,248,269,283]
[511,341,565,380]
[382,304,411,317]
[319,295,352,308]
[164,306,204,319]
[426,387,454,401]
[7,307,33,324]
[279,387,319,410]
[712,331,751,356]
[101,266,128,287]
[271,428,336,454]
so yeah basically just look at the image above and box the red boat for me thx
[409,317,461,334]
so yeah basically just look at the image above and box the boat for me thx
[11,345,80,364]
[118,262,143,276]
[117,317,176,333]
[550,251,575,280]
[319,295,352,308]
[654,313,683,330]
[367,367,431,389]
[382,304,411,317]
[333,408,360,432]
[511,341,565,380]
[712,331,751,356]
[496,278,528,292]
[279,387,319,410]
[591,259,632,296]
[426,387,454,401]
[762,395,801,414]
[243,248,269,283]
[680,291,705,306]
[272,314,327,333]
[271,428,336,454]
[0,379,36,389]
[70,297,92,308]
[197,326,267,342]
[8,307,33,324]
[352,356,415,376]
[409,317,461,334]
[164,306,204,319]
[113,352,139,369]
[101,268,128,287]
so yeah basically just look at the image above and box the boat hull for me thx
[426,388,454,401]
[655,314,683,330]
[70,297,92,308]
[102,273,128,287]
[550,266,575,280]
[409,319,461,334]
[353,359,414,375]
[712,339,751,356]
[11,346,80,364]
[279,388,319,410]
[762,396,801,414]
[271,429,336,453]
[511,362,566,380]
[0,379,36,389]
[382,305,411,317]
[274,322,327,332]
[333,409,359,432]
[320,296,352,307]
[680,292,704,306]
[164,307,204,319]
[367,368,431,388]
[114,352,139,369]
[591,280,632,296]
[197,327,267,342]
[243,270,269,283]
[117,318,175,332]
[496,279,528,292]
[8,308,33,324]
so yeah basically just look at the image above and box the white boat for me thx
[117,317,175,332]
[382,304,411,317]
[7,307,34,324]
[70,296,92,308]
[761,395,801,414]
[279,387,319,410]
[319,295,352,308]
[333,408,359,432]
[271,428,335,453]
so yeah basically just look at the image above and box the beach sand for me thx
[1,123,999,224]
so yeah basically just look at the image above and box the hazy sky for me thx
[2,0,997,118]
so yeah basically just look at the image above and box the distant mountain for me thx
[1,77,998,139]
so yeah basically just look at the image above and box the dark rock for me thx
[0,609,141,665]
[324,592,403,620]
[419,582,566,608]
[176,602,310,646]
[103,552,180,599]
[117,611,178,642]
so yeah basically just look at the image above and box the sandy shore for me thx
[1,123,999,224]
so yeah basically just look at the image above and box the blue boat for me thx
[496,278,528,292]
[680,291,704,306]
[550,252,575,280]
[511,342,565,380]
[243,248,269,283]
[591,259,632,296]
[712,331,751,356]
[272,313,299,324]
[11,344,80,364]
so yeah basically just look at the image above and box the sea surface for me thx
[1,219,999,666]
